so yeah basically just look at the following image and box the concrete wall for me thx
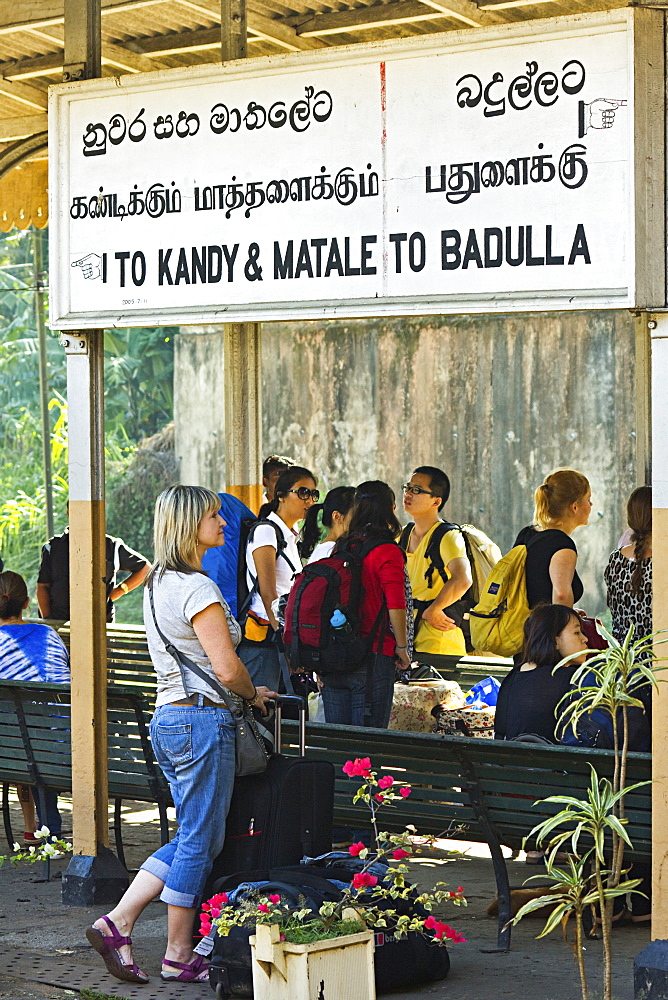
[176,310,638,614]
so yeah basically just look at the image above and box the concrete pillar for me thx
[635,313,668,995]
[221,1,263,512]
[60,0,128,906]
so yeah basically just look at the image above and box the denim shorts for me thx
[141,703,236,908]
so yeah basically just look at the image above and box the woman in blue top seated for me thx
[0,570,69,843]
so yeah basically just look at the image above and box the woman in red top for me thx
[320,481,409,728]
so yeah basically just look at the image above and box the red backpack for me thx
[283,537,389,675]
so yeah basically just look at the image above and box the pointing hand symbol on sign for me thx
[71,253,102,280]
[580,98,627,135]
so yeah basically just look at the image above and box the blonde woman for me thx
[515,469,592,609]
[86,486,275,985]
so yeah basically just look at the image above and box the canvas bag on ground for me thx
[207,853,450,997]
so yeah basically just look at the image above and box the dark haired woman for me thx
[0,571,69,843]
[494,604,588,743]
[604,486,652,643]
[302,486,356,564]
[239,466,318,691]
[320,481,409,728]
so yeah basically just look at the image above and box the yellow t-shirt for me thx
[405,523,468,656]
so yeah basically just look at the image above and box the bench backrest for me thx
[0,680,167,804]
[280,721,651,860]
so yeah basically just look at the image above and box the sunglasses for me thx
[401,484,438,497]
[287,488,320,501]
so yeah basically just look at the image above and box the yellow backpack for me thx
[468,544,530,657]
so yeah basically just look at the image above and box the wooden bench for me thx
[0,679,169,869]
[280,721,651,951]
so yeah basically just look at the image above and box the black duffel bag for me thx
[207,853,450,997]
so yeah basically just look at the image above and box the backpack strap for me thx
[398,524,413,552]
[423,522,454,588]
[238,518,299,623]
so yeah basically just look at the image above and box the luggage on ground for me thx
[282,537,389,674]
[207,853,450,997]
[205,697,334,891]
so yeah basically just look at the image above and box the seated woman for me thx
[0,570,69,842]
[604,485,652,643]
[494,604,588,743]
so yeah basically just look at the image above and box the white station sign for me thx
[49,10,653,327]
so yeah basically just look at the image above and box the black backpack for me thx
[235,517,299,626]
[399,521,475,651]
[207,855,450,997]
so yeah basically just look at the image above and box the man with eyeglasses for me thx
[400,467,473,658]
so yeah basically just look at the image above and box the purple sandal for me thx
[161,953,210,982]
[85,915,150,984]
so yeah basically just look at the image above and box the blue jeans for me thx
[238,641,281,693]
[142,703,236,908]
[35,789,61,836]
[321,653,395,728]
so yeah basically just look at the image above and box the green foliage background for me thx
[0,227,176,623]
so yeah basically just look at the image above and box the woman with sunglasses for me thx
[239,466,319,691]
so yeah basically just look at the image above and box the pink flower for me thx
[392,848,410,860]
[377,775,394,790]
[269,894,281,904]
[199,915,212,936]
[258,903,270,914]
[343,757,372,778]
[423,915,437,930]
[211,892,228,906]
[456,886,464,895]
[210,907,221,919]
[374,793,384,803]
[399,787,411,798]
[352,872,378,889]
[349,842,366,857]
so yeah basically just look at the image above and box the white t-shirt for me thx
[144,570,241,707]
[306,540,335,564]
[246,511,301,618]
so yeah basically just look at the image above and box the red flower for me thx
[392,848,410,860]
[374,793,384,803]
[349,842,366,857]
[399,787,411,798]
[199,914,212,936]
[456,887,464,895]
[343,757,372,778]
[211,892,228,906]
[269,894,281,904]
[423,915,437,930]
[210,907,221,919]
[352,872,378,889]
[258,903,270,914]
[377,775,394,790]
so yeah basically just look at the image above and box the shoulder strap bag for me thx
[148,579,268,777]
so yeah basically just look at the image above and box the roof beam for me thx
[0,112,48,140]
[0,79,48,110]
[176,0,326,50]
[1,40,168,80]
[0,1,165,34]
[294,0,504,36]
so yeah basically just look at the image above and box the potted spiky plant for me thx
[512,624,662,1000]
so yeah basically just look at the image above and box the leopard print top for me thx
[603,549,652,643]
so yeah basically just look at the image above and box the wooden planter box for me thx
[250,922,376,1000]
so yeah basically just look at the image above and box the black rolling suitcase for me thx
[206,696,334,890]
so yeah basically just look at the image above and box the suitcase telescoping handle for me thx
[273,695,307,756]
